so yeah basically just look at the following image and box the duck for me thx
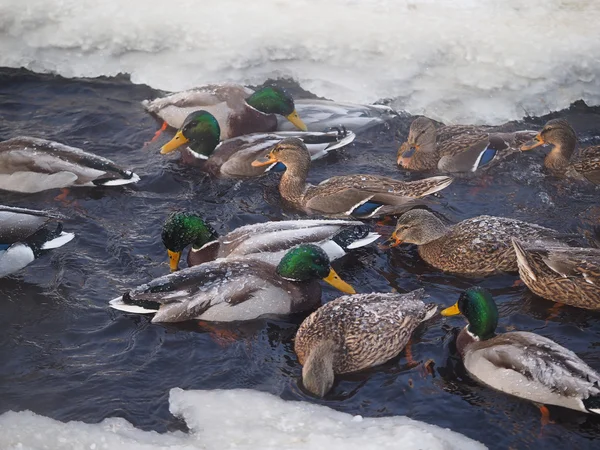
[295,289,437,397]
[520,118,600,184]
[388,209,578,275]
[162,212,380,272]
[251,138,453,218]
[441,287,600,416]
[109,244,355,323]
[0,137,140,194]
[142,84,307,140]
[397,116,537,173]
[159,110,355,177]
[0,205,74,277]
[512,239,600,311]
[276,99,400,134]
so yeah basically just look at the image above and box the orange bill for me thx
[251,152,278,167]
[520,134,545,151]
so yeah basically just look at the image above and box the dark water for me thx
[1,67,600,449]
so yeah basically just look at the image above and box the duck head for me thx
[441,287,499,341]
[397,117,437,167]
[389,209,447,247]
[520,119,577,170]
[251,137,311,172]
[161,111,221,159]
[246,86,307,131]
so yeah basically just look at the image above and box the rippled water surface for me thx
[1,68,600,449]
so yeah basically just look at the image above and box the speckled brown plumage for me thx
[294,290,436,374]
[512,240,600,310]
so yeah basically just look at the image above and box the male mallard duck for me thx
[159,110,355,177]
[295,289,437,397]
[276,99,400,133]
[251,138,453,218]
[109,244,355,323]
[162,212,380,272]
[397,116,536,173]
[0,137,140,193]
[388,209,576,275]
[0,205,74,277]
[442,287,600,415]
[520,119,600,184]
[512,239,600,310]
[142,84,307,140]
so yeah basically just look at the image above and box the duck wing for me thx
[573,146,600,185]
[0,137,138,193]
[470,331,600,399]
[529,245,600,286]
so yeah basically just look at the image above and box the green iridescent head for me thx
[441,287,498,340]
[246,87,307,131]
[160,110,221,158]
[161,212,218,272]
[276,244,355,293]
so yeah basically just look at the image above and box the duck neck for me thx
[545,135,576,171]
[456,327,478,357]
[302,339,337,397]
[279,155,311,204]
[414,220,450,261]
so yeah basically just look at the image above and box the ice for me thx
[0,0,598,124]
[0,388,486,450]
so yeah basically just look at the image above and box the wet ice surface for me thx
[0,68,599,449]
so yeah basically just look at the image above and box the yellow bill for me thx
[168,249,182,272]
[286,109,308,132]
[441,302,461,316]
[323,268,356,294]
[520,134,545,151]
[161,130,189,154]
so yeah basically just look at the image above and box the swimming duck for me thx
[512,239,600,311]
[520,119,600,184]
[295,289,437,397]
[397,116,536,173]
[162,212,380,272]
[159,110,355,177]
[0,137,140,194]
[142,84,307,140]
[0,205,74,277]
[251,138,453,218]
[109,244,355,323]
[388,209,576,275]
[442,287,600,415]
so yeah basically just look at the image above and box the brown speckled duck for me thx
[294,289,437,397]
[142,84,307,140]
[252,138,453,218]
[389,209,577,276]
[512,239,600,311]
[521,119,600,184]
[397,116,536,173]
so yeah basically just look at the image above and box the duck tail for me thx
[332,225,379,250]
[93,171,141,187]
[423,303,438,322]
[109,292,160,314]
[27,223,75,256]
[583,394,600,415]
[511,238,537,282]
[407,176,454,197]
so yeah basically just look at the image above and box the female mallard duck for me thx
[162,212,380,272]
[442,287,600,415]
[0,205,74,277]
[0,137,140,193]
[295,289,437,397]
[397,116,536,173]
[109,244,355,323]
[388,209,576,275]
[251,138,453,218]
[512,239,600,310]
[159,110,355,177]
[142,84,307,140]
[520,119,600,184]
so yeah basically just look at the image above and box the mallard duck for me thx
[295,289,437,397]
[109,244,355,323]
[520,119,600,184]
[162,212,380,272]
[251,138,453,218]
[159,110,355,177]
[142,84,307,140]
[0,137,140,193]
[388,209,576,275]
[442,287,600,415]
[512,239,600,310]
[276,99,400,133]
[397,116,536,173]
[0,205,74,277]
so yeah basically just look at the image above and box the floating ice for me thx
[0,388,486,449]
[0,0,599,124]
